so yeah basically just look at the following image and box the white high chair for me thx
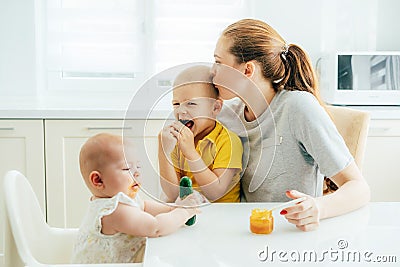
[3,170,142,267]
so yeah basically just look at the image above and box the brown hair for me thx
[222,19,323,105]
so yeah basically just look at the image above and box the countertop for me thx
[1,95,400,119]
[0,95,174,119]
[143,202,399,267]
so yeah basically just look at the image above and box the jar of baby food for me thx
[250,209,274,234]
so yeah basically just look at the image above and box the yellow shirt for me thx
[171,121,243,202]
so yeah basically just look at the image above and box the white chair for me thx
[326,105,370,169]
[3,170,142,267]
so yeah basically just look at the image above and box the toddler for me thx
[158,65,243,203]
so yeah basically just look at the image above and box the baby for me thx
[71,133,199,264]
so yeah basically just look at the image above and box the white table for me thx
[143,203,400,267]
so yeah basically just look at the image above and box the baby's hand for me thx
[159,124,177,155]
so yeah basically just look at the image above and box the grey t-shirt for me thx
[218,90,353,202]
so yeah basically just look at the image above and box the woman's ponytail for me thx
[282,44,323,105]
[222,19,323,105]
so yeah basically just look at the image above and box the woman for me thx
[212,18,370,231]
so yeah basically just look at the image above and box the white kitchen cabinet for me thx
[1,116,399,267]
[0,120,45,267]
[363,119,400,201]
[45,119,164,228]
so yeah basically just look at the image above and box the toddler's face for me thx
[172,83,219,138]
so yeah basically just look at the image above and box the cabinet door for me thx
[363,120,400,201]
[45,119,164,228]
[0,120,45,267]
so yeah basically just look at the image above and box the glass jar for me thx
[250,209,274,234]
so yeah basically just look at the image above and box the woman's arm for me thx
[317,162,370,219]
[281,94,370,231]
[283,162,370,231]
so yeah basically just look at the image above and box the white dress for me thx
[71,192,146,263]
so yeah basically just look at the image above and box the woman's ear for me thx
[244,61,256,78]
[89,171,104,189]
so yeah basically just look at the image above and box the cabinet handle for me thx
[369,127,390,135]
[370,127,389,132]
[87,127,132,130]
[0,127,15,130]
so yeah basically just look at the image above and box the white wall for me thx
[0,0,37,96]
[252,0,323,66]
[1,0,400,98]
[253,0,400,65]
[377,0,400,50]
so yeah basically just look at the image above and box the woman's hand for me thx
[281,190,320,231]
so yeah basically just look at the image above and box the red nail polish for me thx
[280,209,287,215]
[286,190,291,194]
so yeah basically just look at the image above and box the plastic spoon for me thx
[269,196,307,212]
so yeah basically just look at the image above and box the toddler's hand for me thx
[174,190,209,207]
[174,194,201,218]
[170,121,197,159]
[159,124,177,155]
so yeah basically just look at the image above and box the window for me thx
[153,0,251,73]
[44,0,146,93]
[41,0,252,95]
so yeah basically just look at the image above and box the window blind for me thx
[44,0,251,93]
[153,0,251,73]
[370,55,386,90]
[45,0,146,92]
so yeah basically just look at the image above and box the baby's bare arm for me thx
[144,200,173,216]
[102,203,198,237]
[144,193,206,216]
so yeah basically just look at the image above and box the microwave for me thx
[320,51,400,106]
